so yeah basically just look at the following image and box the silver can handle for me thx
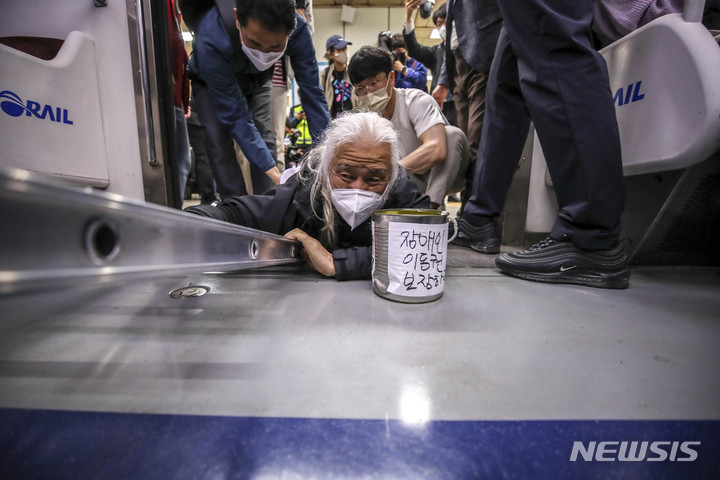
[448,216,458,243]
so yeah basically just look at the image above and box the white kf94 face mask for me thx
[240,35,287,71]
[356,81,392,113]
[330,188,385,230]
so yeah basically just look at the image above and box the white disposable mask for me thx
[334,51,348,65]
[438,25,447,42]
[240,34,287,71]
[330,188,384,230]
[356,80,392,113]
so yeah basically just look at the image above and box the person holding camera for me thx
[402,1,456,126]
[390,33,428,93]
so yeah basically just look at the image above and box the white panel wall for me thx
[312,8,407,63]
[0,0,145,200]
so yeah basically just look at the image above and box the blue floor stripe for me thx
[1,408,718,479]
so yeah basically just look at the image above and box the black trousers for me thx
[452,53,488,213]
[186,113,217,203]
[463,0,625,250]
[191,80,275,198]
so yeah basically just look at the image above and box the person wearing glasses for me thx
[184,112,429,280]
[348,46,470,210]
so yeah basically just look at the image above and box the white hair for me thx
[299,111,401,247]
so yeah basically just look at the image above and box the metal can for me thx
[372,209,456,303]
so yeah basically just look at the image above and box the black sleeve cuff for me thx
[184,204,230,222]
[332,247,372,281]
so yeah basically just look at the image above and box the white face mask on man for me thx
[330,188,385,230]
[438,24,447,42]
[355,76,393,113]
[240,34,287,71]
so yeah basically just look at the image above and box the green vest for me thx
[290,105,312,146]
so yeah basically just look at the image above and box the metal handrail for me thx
[0,167,300,295]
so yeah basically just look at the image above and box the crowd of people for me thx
[172,0,715,289]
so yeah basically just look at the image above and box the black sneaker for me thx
[452,217,500,254]
[495,237,630,289]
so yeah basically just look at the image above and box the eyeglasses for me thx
[354,73,391,97]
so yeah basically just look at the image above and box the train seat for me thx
[525,6,720,238]
[0,32,109,188]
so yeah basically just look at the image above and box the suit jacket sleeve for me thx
[192,8,276,172]
[403,30,438,71]
[183,179,302,235]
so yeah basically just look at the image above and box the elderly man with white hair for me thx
[185,111,430,280]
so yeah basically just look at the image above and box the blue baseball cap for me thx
[326,34,352,51]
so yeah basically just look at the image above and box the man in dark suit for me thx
[188,0,329,198]
[434,0,502,213]
[454,0,630,289]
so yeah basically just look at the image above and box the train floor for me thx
[1,245,719,479]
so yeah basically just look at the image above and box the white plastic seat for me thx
[526,2,720,232]
[603,11,720,175]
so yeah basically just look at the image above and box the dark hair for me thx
[235,0,296,35]
[391,33,405,50]
[348,46,393,84]
[432,3,447,26]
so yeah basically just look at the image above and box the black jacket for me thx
[185,170,430,280]
[403,29,445,93]
[444,0,502,89]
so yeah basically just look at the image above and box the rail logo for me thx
[0,90,74,124]
[570,441,700,462]
[613,81,645,107]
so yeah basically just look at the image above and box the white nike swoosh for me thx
[559,265,577,272]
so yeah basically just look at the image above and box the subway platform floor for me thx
[0,251,719,479]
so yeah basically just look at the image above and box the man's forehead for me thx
[355,72,387,86]
[335,163,388,173]
[241,18,288,43]
[332,142,392,169]
[333,158,390,172]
